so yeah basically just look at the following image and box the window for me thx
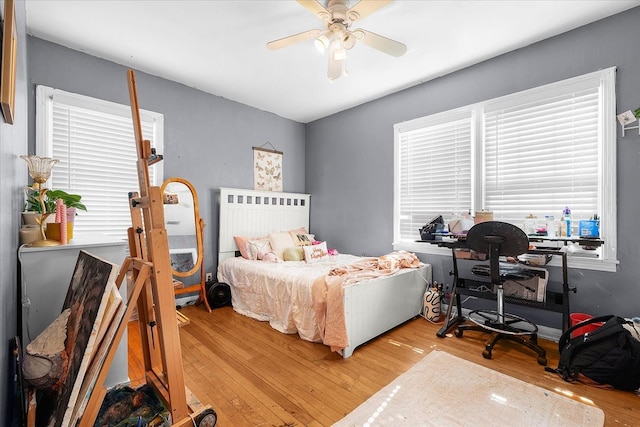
[395,110,473,240]
[394,68,617,271]
[36,86,164,239]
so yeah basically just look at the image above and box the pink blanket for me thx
[312,251,422,353]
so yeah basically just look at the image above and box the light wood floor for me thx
[128,305,638,426]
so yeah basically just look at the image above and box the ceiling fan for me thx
[267,0,407,81]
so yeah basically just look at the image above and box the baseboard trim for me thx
[537,324,562,343]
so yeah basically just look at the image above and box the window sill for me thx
[394,241,619,273]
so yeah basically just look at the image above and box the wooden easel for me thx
[78,70,215,426]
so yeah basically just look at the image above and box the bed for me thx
[216,187,431,358]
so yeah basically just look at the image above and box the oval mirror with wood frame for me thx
[161,177,211,312]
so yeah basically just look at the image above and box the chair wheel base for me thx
[455,310,547,366]
[467,309,538,335]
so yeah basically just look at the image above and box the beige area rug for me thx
[334,350,604,427]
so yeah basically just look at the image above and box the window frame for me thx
[393,68,618,272]
[35,85,164,239]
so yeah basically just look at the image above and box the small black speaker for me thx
[206,281,231,309]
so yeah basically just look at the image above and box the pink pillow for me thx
[233,236,254,259]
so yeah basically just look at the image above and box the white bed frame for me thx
[217,187,431,358]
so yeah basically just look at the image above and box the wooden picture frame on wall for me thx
[1,0,17,125]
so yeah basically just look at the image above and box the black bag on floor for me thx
[547,315,640,390]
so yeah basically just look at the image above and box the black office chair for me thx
[455,221,547,365]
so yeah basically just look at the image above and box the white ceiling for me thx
[25,0,640,123]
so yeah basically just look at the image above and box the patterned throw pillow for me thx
[292,233,315,246]
[246,238,271,260]
[287,228,311,246]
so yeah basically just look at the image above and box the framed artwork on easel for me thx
[253,143,283,192]
[1,0,17,125]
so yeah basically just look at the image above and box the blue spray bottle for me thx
[562,207,571,237]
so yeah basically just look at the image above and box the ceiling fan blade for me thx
[296,0,331,21]
[353,28,407,57]
[267,29,322,50]
[347,0,394,22]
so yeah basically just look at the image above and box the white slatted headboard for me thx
[218,187,310,264]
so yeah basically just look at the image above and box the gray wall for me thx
[306,7,640,325]
[1,2,29,424]
[27,37,307,279]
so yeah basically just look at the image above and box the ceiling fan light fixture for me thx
[328,62,345,82]
[333,48,347,61]
[314,35,330,53]
[342,33,356,50]
[327,38,347,81]
[329,37,347,61]
[266,0,405,79]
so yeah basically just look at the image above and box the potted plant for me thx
[23,188,87,239]
[24,188,87,214]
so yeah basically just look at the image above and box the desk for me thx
[434,239,574,338]
[527,235,603,248]
[428,234,603,248]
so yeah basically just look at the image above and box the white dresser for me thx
[18,236,129,387]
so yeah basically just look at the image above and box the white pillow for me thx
[268,231,295,260]
[304,241,329,263]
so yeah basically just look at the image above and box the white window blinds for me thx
[36,86,164,239]
[483,87,600,223]
[395,113,472,241]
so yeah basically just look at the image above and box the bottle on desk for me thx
[545,215,556,238]
[561,207,571,237]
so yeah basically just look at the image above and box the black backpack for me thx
[547,315,640,390]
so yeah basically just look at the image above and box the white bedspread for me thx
[217,254,362,343]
